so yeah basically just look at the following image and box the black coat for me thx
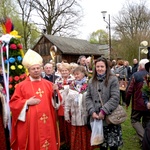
[44,73,59,83]
[132,63,138,74]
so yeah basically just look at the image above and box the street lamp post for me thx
[139,41,148,61]
[101,11,111,59]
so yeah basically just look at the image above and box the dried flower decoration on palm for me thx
[0,18,14,34]
[0,17,26,97]
[87,55,95,80]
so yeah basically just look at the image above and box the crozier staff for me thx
[9,49,60,150]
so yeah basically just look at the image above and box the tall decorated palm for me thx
[0,18,26,98]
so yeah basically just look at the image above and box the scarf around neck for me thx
[97,73,106,81]
[75,76,87,85]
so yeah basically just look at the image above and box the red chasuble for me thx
[10,77,59,150]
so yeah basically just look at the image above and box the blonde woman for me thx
[55,63,74,149]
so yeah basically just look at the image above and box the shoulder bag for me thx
[119,67,128,91]
[97,86,127,125]
[119,78,128,91]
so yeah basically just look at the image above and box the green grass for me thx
[120,106,141,150]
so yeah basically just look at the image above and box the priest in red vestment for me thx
[9,49,60,150]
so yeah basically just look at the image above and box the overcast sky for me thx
[77,0,150,40]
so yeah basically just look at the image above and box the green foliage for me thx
[0,0,14,17]
[89,29,108,44]
[112,1,150,62]
[142,85,150,96]
[142,75,150,97]
[112,38,139,62]
[27,23,41,49]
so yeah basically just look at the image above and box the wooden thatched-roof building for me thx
[32,34,108,64]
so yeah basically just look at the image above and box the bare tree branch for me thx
[30,0,83,36]
[112,0,150,60]
[16,0,35,50]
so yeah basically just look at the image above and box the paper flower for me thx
[10,44,17,50]
[17,56,22,62]
[5,59,9,64]
[80,83,88,93]
[9,57,15,63]
[17,44,23,49]
[14,76,20,81]
[10,65,16,70]
[9,76,13,82]
[10,30,21,38]
[18,65,23,69]
[0,34,13,44]
[9,84,13,89]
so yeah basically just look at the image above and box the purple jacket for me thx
[126,69,148,111]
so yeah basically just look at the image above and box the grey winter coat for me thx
[86,75,120,117]
[114,66,127,80]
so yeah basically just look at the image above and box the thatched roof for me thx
[44,34,102,55]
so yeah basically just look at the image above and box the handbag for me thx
[105,104,127,124]
[97,85,127,125]
[119,79,128,91]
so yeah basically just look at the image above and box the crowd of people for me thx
[1,49,150,150]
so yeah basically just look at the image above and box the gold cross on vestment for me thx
[40,113,48,124]
[42,140,50,150]
[36,88,44,97]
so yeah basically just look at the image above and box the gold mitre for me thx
[22,49,43,68]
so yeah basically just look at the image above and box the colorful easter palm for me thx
[0,18,26,97]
